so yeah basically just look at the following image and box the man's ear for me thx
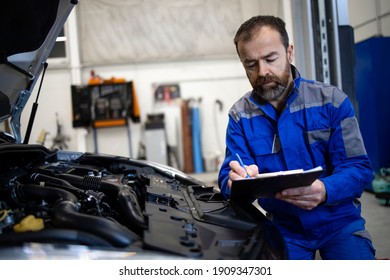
[287,44,294,63]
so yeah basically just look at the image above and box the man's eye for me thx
[266,58,277,63]
[246,62,256,68]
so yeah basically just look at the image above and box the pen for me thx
[235,153,250,178]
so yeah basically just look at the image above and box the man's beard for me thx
[254,63,291,101]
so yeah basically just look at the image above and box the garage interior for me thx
[1,0,389,260]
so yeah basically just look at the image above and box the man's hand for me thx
[227,160,258,189]
[275,179,327,210]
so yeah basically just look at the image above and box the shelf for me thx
[93,118,127,128]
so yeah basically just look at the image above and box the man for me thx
[217,15,376,260]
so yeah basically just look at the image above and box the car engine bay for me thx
[0,139,287,259]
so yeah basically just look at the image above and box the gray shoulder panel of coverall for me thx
[289,81,347,113]
[229,91,263,123]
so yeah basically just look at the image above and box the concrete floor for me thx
[190,172,390,259]
[360,191,390,259]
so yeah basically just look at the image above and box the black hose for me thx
[30,173,82,193]
[14,182,77,204]
[53,200,138,247]
[51,173,148,233]
[56,173,121,198]
[117,188,147,231]
[14,184,139,247]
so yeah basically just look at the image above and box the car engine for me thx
[0,137,287,259]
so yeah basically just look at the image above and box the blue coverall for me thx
[218,66,376,260]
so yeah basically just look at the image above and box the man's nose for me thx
[258,61,270,77]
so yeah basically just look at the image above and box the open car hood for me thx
[0,0,77,142]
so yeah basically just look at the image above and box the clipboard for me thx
[230,166,324,200]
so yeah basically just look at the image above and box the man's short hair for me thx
[234,15,289,51]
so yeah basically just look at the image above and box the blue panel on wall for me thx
[355,37,390,178]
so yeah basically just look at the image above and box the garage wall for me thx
[348,0,390,42]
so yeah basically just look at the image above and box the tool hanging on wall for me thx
[181,99,194,173]
[190,98,204,173]
[214,98,225,169]
[51,112,70,150]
